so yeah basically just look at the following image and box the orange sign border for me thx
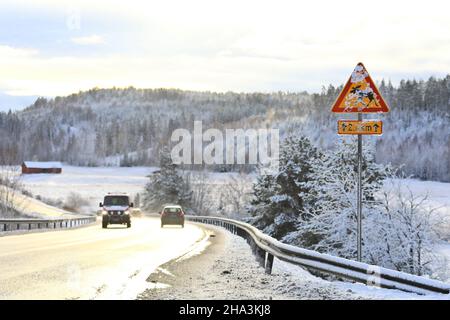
[337,120,383,135]
[331,62,390,113]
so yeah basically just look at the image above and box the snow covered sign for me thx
[331,63,390,113]
[337,120,382,135]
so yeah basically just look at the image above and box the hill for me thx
[0,76,449,181]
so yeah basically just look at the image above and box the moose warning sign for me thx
[331,62,389,262]
[337,120,382,135]
[331,63,390,113]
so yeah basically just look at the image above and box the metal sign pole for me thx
[357,112,362,262]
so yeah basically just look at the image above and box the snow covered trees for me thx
[249,136,320,239]
[0,77,448,180]
[142,147,192,211]
[250,136,440,276]
[189,171,212,216]
[0,165,24,217]
[219,173,252,218]
[290,137,389,255]
[294,139,440,275]
[374,179,440,275]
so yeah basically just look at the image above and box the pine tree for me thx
[249,136,321,239]
[142,147,192,210]
[248,173,280,232]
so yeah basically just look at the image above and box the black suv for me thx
[99,193,133,228]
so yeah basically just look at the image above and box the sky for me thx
[0,0,449,110]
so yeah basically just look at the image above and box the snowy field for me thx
[388,178,450,224]
[384,178,450,282]
[20,166,158,213]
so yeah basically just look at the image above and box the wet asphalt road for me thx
[0,217,206,299]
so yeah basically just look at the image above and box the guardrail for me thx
[187,215,450,296]
[0,216,97,233]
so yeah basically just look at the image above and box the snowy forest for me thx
[139,136,444,277]
[0,75,449,181]
[247,135,443,276]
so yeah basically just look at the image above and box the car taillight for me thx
[178,210,184,216]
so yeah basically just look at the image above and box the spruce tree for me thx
[143,147,192,210]
[249,136,320,239]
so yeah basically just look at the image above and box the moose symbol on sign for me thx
[349,85,380,108]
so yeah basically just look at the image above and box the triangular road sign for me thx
[331,62,390,113]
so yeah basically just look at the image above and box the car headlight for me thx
[102,210,108,215]
[124,210,130,215]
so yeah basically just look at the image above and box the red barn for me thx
[21,161,63,174]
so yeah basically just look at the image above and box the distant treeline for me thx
[0,75,449,181]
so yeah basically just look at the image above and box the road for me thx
[0,217,207,300]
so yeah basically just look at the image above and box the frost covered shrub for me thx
[63,192,89,212]
[38,195,64,208]
[373,180,441,276]
[0,165,26,217]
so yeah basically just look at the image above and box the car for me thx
[160,204,185,228]
[99,193,133,228]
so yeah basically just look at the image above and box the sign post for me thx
[331,62,389,262]
[357,112,362,262]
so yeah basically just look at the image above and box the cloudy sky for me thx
[0,0,449,108]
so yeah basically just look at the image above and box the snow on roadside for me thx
[142,224,447,300]
[13,191,77,218]
[252,239,448,300]
[0,186,76,219]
